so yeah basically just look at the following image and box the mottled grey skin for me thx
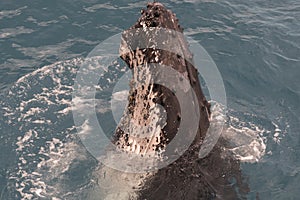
[115,2,249,200]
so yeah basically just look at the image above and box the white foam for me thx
[7,58,88,199]
[221,111,270,163]
[272,121,284,143]
[112,90,128,101]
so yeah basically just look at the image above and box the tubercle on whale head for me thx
[120,2,192,74]
[137,2,183,31]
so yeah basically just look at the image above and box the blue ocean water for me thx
[0,0,299,199]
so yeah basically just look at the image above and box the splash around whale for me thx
[0,2,269,200]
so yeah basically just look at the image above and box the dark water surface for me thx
[0,0,299,199]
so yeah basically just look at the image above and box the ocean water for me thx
[0,0,299,199]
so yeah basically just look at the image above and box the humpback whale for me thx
[100,2,249,200]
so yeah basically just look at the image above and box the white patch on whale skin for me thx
[115,60,168,157]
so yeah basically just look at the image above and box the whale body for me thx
[102,2,249,200]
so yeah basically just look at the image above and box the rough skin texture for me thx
[115,2,250,200]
